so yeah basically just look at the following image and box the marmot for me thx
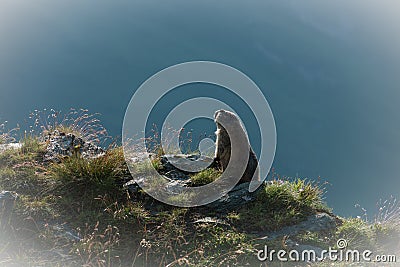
[214,110,260,184]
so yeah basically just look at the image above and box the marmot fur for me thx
[214,110,259,184]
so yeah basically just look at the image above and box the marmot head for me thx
[214,110,241,129]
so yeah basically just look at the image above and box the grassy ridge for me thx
[0,136,327,266]
[0,110,399,266]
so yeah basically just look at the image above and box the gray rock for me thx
[0,143,22,153]
[43,130,105,162]
[128,152,155,163]
[164,170,191,181]
[0,191,18,228]
[124,179,141,193]
[160,154,214,173]
[24,222,79,263]
[0,190,18,207]
[259,213,338,241]
[285,238,325,259]
[51,223,81,242]
[164,178,189,194]
[124,153,260,212]
[193,217,228,225]
[204,182,261,213]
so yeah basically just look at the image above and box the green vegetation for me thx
[50,146,127,192]
[0,134,5,145]
[27,108,108,144]
[150,156,163,171]
[233,178,330,232]
[190,168,222,186]
[0,121,13,145]
[0,110,398,266]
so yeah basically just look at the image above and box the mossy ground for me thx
[0,115,399,266]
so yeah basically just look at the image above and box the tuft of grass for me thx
[190,168,222,187]
[0,146,48,195]
[129,159,153,176]
[151,156,163,171]
[15,195,58,220]
[236,178,330,232]
[326,198,400,255]
[28,108,108,145]
[144,124,213,157]
[0,133,6,145]
[74,222,121,267]
[20,133,46,155]
[335,218,374,250]
[333,216,399,254]
[50,146,127,193]
[0,121,17,145]
[373,197,400,252]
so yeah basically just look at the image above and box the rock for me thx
[124,179,141,193]
[50,223,81,242]
[124,153,261,212]
[0,191,18,228]
[23,222,79,263]
[258,212,339,241]
[129,152,155,163]
[164,179,189,194]
[285,238,325,260]
[0,190,18,208]
[158,154,214,193]
[160,154,214,173]
[193,217,228,225]
[255,213,339,262]
[164,170,191,181]
[43,130,105,162]
[0,143,22,154]
[203,182,262,213]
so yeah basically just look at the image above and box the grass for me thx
[27,108,108,144]
[49,146,127,193]
[335,218,374,250]
[190,168,222,187]
[150,156,163,172]
[0,121,17,145]
[332,216,400,255]
[0,109,398,266]
[0,148,333,266]
[20,133,46,155]
[233,178,331,233]
[0,133,6,145]
[0,135,47,195]
[303,216,400,266]
[73,222,121,267]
